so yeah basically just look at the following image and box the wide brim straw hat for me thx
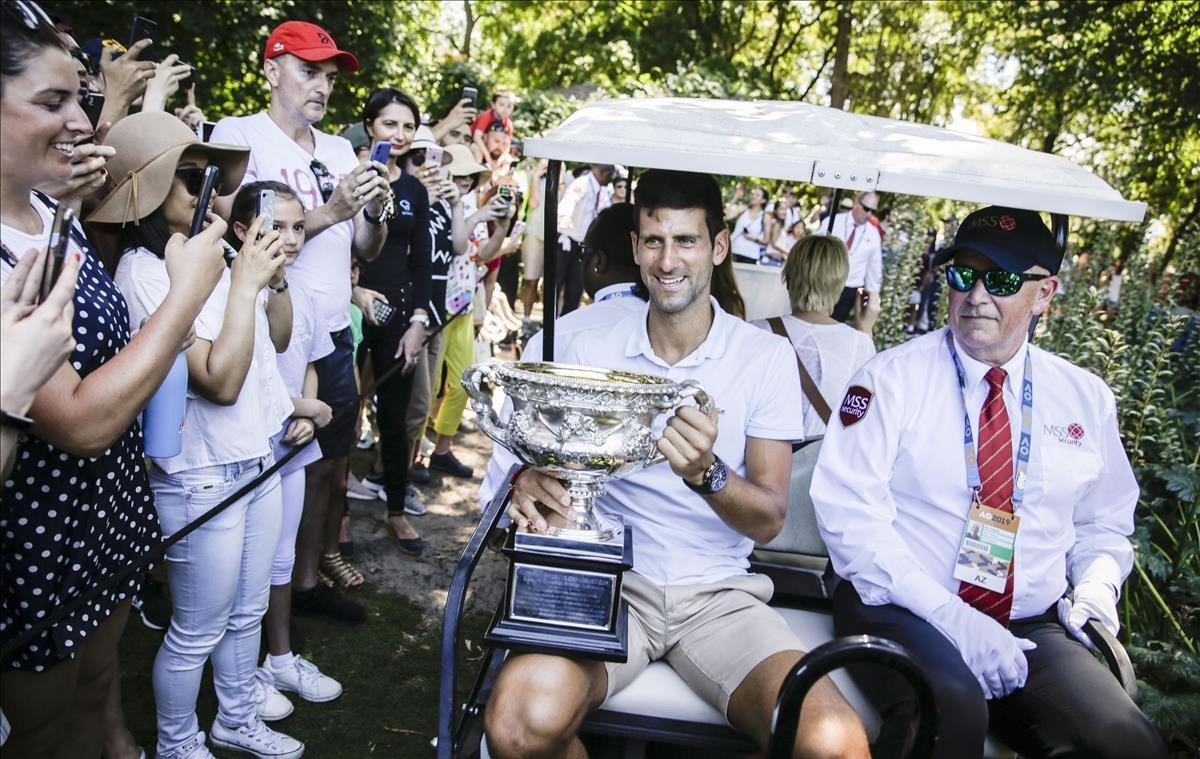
[444,144,489,181]
[88,111,249,224]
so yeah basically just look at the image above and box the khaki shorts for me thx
[605,572,802,718]
[521,233,544,281]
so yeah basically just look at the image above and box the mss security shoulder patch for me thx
[839,385,873,427]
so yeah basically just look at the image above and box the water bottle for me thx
[142,353,188,458]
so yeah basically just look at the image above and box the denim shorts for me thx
[314,327,359,459]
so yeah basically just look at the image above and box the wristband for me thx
[363,208,384,225]
[409,313,430,328]
[268,277,289,294]
[0,409,35,432]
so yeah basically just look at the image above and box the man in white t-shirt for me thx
[556,164,615,313]
[828,191,883,327]
[483,171,868,759]
[211,20,389,623]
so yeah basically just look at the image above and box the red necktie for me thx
[846,223,859,250]
[958,367,1015,627]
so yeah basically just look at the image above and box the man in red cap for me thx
[210,19,389,738]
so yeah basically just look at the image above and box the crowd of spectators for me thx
[0,3,913,756]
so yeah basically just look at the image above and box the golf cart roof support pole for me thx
[543,160,562,362]
[827,188,842,233]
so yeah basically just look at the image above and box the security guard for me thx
[811,206,1166,757]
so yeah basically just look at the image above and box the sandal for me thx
[314,568,336,589]
[320,552,365,589]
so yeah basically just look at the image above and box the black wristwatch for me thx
[363,207,384,225]
[0,409,35,432]
[684,455,728,495]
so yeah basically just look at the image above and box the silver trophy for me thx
[464,360,712,660]
[464,360,712,541]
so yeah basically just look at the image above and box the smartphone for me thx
[179,64,195,92]
[497,184,513,204]
[371,298,396,326]
[424,145,444,170]
[42,204,74,302]
[195,121,216,143]
[509,220,527,239]
[461,86,478,108]
[128,16,157,60]
[256,188,276,234]
[369,140,392,171]
[81,91,105,131]
[188,164,221,237]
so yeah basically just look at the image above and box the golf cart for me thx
[436,97,1147,758]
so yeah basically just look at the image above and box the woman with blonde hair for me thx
[753,234,875,435]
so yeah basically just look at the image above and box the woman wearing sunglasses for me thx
[0,4,228,754]
[90,110,304,758]
[351,88,435,556]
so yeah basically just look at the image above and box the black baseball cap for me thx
[934,205,1062,274]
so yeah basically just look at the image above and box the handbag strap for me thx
[768,316,832,425]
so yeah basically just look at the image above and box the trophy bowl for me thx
[464,360,712,542]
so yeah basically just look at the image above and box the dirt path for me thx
[346,408,510,628]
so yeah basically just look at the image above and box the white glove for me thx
[1056,581,1119,652]
[929,597,1037,700]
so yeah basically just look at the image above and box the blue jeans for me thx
[149,456,282,753]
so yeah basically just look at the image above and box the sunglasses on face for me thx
[946,264,1048,297]
[309,159,334,203]
[175,166,207,196]
[858,202,877,214]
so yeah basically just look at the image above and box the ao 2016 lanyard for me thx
[946,331,1034,511]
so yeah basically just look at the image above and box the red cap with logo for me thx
[263,21,360,72]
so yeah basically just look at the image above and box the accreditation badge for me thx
[952,503,1020,593]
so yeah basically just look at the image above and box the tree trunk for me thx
[830,1,852,109]
[461,0,475,60]
[1161,193,1200,272]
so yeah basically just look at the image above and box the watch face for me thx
[708,459,729,493]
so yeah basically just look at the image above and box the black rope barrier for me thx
[1,302,473,665]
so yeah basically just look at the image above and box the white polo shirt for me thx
[811,328,1137,622]
[114,248,293,473]
[829,211,883,291]
[480,299,806,586]
[211,112,359,331]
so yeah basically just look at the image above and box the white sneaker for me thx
[159,732,216,759]
[360,474,386,499]
[252,668,294,721]
[403,484,428,516]
[264,654,343,703]
[210,717,304,758]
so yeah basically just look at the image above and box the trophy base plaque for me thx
[485,520,633,662]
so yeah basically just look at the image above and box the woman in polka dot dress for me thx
[0,6,227,755]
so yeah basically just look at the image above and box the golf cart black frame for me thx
[435,157,1138,757]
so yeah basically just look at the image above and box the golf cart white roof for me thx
[524,97,1146,222]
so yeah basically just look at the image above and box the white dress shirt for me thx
[811,328,1136,622]
[829,211,883,292]
[479,299,806,586]
[558,172,611,244]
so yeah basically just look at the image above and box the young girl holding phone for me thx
[228,181,344,716]
[94,111,303,758]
